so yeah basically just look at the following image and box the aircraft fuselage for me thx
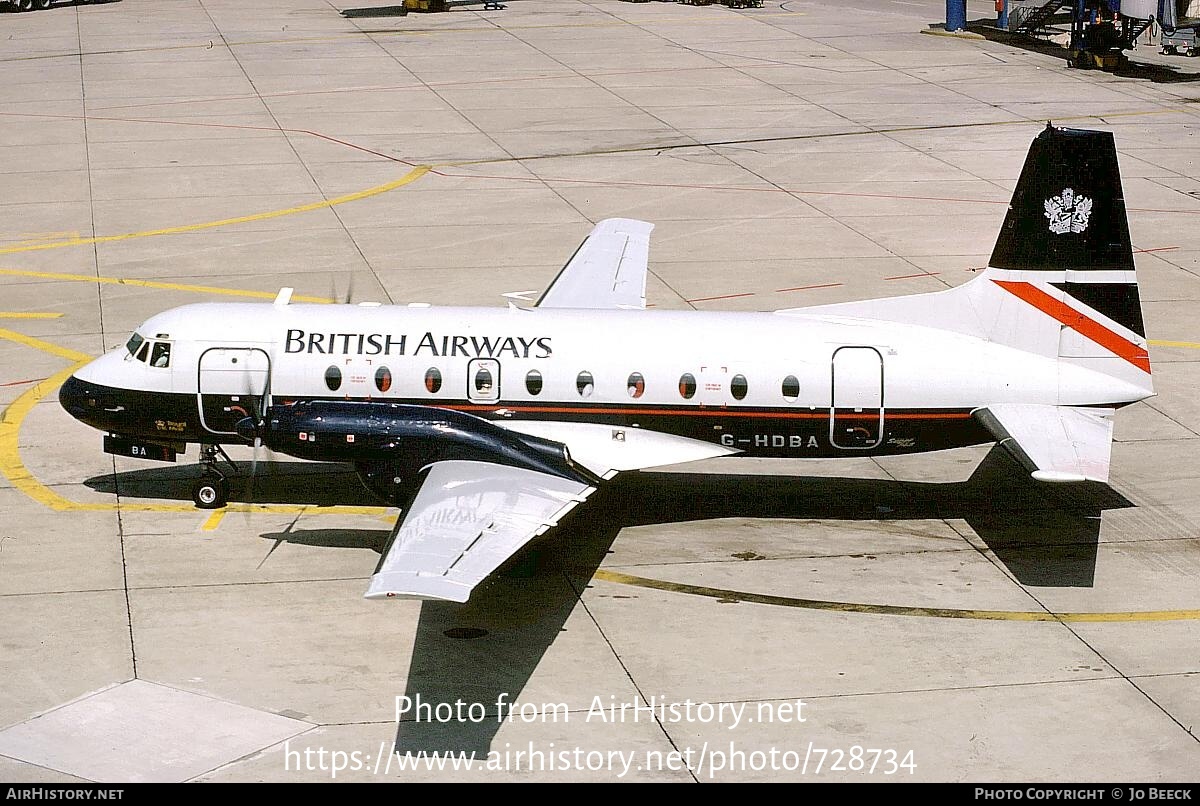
[59,301,1145,461]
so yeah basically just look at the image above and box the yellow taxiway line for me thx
[0,312,64,320]
[201,511,227,532]
[0,165,431,257]
[593,570,1200,623]
[1149,339,1200,350]
[0,268,333,304]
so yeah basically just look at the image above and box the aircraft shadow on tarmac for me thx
[88,446,1132,756]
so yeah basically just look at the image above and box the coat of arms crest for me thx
[1044,188,1093,235]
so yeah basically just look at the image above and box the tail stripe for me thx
[1048,281,1145,337]
[994,280,1151,373]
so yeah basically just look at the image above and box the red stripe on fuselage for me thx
[993,280,1151,373]
[434,404,973,420]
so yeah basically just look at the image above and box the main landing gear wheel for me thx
[192,475,228,509]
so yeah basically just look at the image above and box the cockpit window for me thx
[126,333,144,357]
[135,341,150,363]
[150,342,171,368]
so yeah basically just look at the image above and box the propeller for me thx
[234,350,275,517]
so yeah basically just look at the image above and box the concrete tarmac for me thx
[1,0,1199,782]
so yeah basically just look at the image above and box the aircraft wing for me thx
[536,218,653,310]
[973,404,1115,483]
[365,460,596,603]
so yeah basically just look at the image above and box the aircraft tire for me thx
[193,476,228,509]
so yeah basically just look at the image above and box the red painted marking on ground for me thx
[994,280,1151,373]
[884,272,941,281]
[775,282,843,293]
[0,378,44,388]
[1133,246,1180,254]
[433,168,1014,207]
[686,292,756,303]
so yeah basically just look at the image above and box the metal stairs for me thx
[1015,0,1070,35]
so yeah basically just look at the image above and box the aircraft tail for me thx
[780,124,1152,397]
[978,124,1151,394]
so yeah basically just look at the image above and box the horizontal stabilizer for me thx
[973,404,1114,483]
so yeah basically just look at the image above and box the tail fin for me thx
[779,124,1151,398]
[990,124,1145,340]
[984,124,1150,392]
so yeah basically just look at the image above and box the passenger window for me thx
[526,369,543,396]
[678,373,697,400]
[325,365,342,392]
[782,375,800,402]
[731,374,748,400]
[627,372,645,399]
[576,371,594,398]
[375,366,392,393]
[150,342,171,368]
[136,341,150,363]
[425,367,442,394]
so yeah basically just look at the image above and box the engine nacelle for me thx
[258,400,597,487]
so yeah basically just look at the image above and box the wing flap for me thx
[973,403,1115,483]
[536,218,652,310]
[365,460,596,602]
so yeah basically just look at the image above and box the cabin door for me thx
[830,347,883,449]
[197,347,271,435]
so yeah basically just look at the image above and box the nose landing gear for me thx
[192,443,237,509]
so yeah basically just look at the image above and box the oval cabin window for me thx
[425,367,442,394]
[375,366,392,393]
[731,374,748,401]
[678,373,697,400]
[526,369,543,396]
[576,371,594,398]
[627,372,645,399]
[781,375,800,402]
[324,365,342,392]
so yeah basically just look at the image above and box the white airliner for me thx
[60,126,1152,602]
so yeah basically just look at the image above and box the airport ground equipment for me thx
[1161,25,1198,52]
[1006,0,1198,69]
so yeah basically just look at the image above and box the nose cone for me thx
[59,374,91,420]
